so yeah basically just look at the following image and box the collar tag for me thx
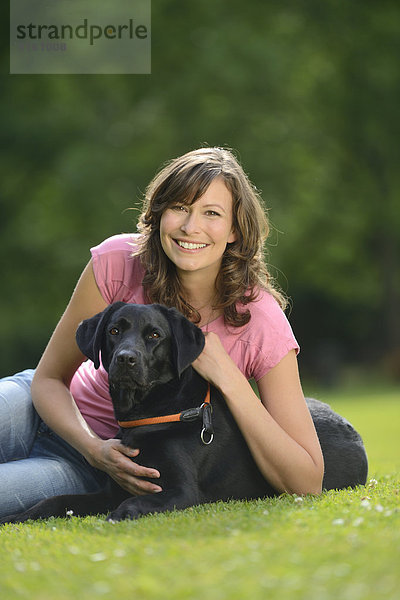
[180,407,203,422]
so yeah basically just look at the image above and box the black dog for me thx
[1,302,368,524]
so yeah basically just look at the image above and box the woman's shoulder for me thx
[234,289,299,355]
[211,289,296,344]
[209,289,299,380]
[90,233,146,304]
[91,233,141,257]
[243,289,290,331]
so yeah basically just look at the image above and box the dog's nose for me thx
[116,350,138,366]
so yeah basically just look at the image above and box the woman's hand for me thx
[87,438,162,496]
[192,331,243,393]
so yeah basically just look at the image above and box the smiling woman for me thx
[0,146,325,521]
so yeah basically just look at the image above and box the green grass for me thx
[1,388,399,600]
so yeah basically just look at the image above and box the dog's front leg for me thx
[0,486,127,525]
[107,486,200,522]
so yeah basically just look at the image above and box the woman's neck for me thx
[178,271,216,309]
[178,271,221,327]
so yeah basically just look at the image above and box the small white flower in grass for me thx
[385,510,393,517]
[66,509,74,517]
[353,517,364,527]
[90,552,107,562]
[360,499,371,509]
[368,478,378,488]
[263,510,269,515]
[332,518,345,526]
[294,496,303,504]
[375,504,384,513]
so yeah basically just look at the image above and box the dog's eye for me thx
[148,331,160,339]
[109,327,120,336]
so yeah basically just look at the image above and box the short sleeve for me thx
[248,328,299,382]
[90,234,146,305]
[208,291,300,382]
[246,295,299,381]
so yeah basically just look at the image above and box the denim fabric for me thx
[0,369,109,518]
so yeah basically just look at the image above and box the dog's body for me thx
[1,303,368,524]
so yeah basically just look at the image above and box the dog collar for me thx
[117,383,214,445]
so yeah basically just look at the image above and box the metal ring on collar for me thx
[201,427,214,445]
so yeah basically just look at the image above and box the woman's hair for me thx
[136,147,287,326]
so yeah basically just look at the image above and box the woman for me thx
[0,147,323,519]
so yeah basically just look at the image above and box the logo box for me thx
[10,0,151,74]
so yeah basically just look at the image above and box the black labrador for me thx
[1,302,368,524]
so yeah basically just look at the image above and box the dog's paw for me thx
[107,497,151,522]
[107,507,140,522]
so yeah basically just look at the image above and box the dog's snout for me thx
[116,350,139,367]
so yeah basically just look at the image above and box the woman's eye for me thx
[109,327,120,336]
[206,210,220,216]
[171,205,187,212]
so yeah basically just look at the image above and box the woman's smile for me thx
[173,239,210,251]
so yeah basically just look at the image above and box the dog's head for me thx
[76,302,205,393]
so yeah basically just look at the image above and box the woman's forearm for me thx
[31,374,102,464]
[193,336,324,496]
[31,374,163,494]
[26,261,162,496]
[219,372,323,496]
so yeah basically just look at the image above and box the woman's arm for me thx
[31,260,162,495]
[192,333,324,495]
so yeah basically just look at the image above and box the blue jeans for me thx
[0,369,110,519]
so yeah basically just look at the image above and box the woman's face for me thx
[159,177,237,280]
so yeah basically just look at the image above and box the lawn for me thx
[1,388,399,600]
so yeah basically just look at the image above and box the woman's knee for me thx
[0,369,40,462]
[0,455,108,518]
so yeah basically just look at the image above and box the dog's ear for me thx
[76,302,126,370]
[156,305,205,377]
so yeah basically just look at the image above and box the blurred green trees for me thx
[1,0,399,383]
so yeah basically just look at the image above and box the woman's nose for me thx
[180,211,200,234]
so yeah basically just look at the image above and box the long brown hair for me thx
[136,147,287,326]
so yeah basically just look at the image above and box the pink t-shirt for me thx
[70,234,299,439]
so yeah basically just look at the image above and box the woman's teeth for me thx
[177,241,207,250]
